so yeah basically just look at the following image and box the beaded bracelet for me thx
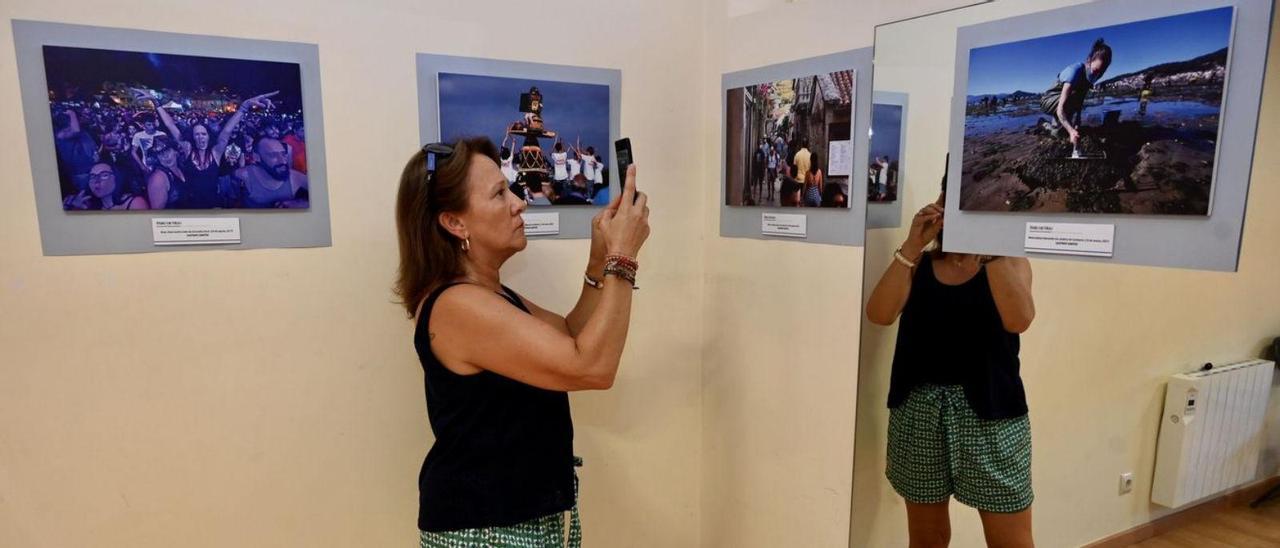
[604,264,637,287]
[603,254,639,288]
[592,270,639,290]
[605,254,638,270]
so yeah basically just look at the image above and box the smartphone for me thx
[614,138,634,201]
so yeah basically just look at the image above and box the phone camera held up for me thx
[615,138,634,203]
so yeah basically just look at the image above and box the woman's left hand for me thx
[588,192,623,274]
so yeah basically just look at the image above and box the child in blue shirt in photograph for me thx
[1040,39,1113,147]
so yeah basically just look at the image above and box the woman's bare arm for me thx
[986,257,1034,334]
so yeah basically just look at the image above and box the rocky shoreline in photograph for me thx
[959,111,1217,214]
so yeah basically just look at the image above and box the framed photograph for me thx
[417,54,620,239]
[719,48,870,246]
[13,21,330,256]
[42,45,310,212]
[943,0,1272,271]
[868,102,904,204]
[725,70,855,208]
[958,6,1234,215]
[866,91,909,230]
[438,73,612,206]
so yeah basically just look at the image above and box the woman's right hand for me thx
[903,202,944,258]
[599,164,650,258]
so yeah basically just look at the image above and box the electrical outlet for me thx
[1119,472,1134,495]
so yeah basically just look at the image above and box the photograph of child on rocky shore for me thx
[959,6,1234,215]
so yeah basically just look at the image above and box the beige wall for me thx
[0,1,704,547]
[854,2,1280,547]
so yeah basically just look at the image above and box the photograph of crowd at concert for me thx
[43,45,310,211]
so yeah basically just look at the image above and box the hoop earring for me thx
[461,237,471,252]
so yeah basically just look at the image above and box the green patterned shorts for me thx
[886,384,1033,513]
[418,510,580,548]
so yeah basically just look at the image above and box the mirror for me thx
[852,0,1277,546]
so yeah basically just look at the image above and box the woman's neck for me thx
[935,251,978,267]
[462,256,502,292]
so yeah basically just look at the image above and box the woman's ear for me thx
[437,211,468,241]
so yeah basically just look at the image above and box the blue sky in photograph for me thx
[438,73,610,165]
[869,103,903,161]
[966,6,1233,97]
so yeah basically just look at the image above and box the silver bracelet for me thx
[893,248,918,269]
[586,271,640,290]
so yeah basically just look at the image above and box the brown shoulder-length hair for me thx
[394,137,500,318]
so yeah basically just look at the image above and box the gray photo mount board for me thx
[943,0,1274,271]
[720,47,872,247]
[12,20,332,256]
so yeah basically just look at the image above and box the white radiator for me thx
[1151,359,1275,508]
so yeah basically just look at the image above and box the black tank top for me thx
[181,154,222,209]
[414,282,575,532]
[886,257,1028,420]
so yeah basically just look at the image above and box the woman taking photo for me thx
[866,176,1036,548]
[394,137,650,547]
